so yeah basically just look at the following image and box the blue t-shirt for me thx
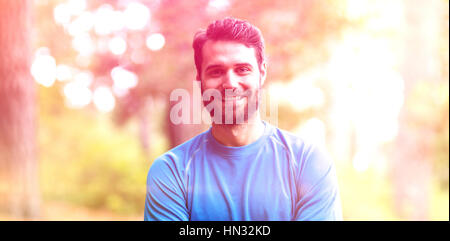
[144,121,342,221]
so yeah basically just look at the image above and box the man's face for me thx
[199,40,266,124]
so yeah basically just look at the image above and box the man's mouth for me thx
[222,95,245,101]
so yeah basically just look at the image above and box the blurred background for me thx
[0,0,448,220]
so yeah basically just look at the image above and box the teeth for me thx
[223,96,243,101]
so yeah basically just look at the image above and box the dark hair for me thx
[192,17,265,78]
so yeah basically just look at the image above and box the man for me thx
[144,17,342,221]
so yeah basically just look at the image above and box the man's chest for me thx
[186,160,296,221]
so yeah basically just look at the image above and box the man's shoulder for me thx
[268,124,314,153]
[149,129,210,173]
[267,123,331,164]
[268,124,335,184]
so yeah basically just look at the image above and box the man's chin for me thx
[215,108,250,125]
[221,96,246,106]
[206,97,259,124]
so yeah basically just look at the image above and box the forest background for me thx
[0,0,448,220]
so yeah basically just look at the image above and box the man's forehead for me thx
[201,40,258,67]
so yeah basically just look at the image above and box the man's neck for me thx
[211,114,265,147]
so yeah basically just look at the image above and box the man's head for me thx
[193,17,266,80]
[192,17,267,124]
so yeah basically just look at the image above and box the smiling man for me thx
[144,17,342,221]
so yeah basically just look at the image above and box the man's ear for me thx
[260,62,267,86]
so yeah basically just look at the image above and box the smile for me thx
[222,96,244,101]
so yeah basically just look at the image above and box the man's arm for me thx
[144,156,189,221]
[294,145,343,221]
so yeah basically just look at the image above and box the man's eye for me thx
[236,67,250,74]
[209,69,223,76]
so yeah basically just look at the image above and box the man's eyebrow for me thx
[205,64,223,71]
[234,63,253,68]
[205,63,253,71]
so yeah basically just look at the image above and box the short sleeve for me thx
[144,156,189,221]
[294,145,343,221]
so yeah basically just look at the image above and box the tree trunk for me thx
[138,96,153,157]
[166,99,206,148]
[0,0,40,219]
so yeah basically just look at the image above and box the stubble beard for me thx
[201,86,261,125]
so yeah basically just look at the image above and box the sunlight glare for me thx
[267,71,325,112]
[295,118,327,148]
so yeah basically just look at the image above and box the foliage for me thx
[38,85,163,215]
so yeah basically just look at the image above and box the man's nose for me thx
[222,70,239,89]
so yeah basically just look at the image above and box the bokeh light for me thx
[146,33,165,51]
[93,86,116,113]
[108,36,127,55]
[66,0,86,16]
[67,11,94,37]
[56,64,74,82]
[31,49,56,87]
[207,0,230,13]
[53,3,71,25]
[72,33,95,56]
[94,4,126,36]
[63,80,92,108]
[123,2,151,31]
[111,66,138,95]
